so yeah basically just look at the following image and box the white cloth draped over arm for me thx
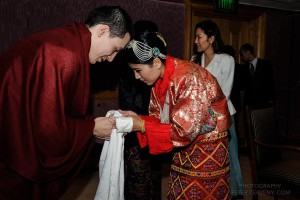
[94,110,133,200]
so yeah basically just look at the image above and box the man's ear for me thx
[97,24,109,37]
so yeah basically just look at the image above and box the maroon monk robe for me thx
[0,22,96,199]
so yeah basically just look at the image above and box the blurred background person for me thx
[239,43,276,106]
[191,20,244,198]
[118,20,162,200]
[222,44,244,148]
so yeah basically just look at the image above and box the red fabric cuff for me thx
[138,115,173,155]
[137,132,147,148]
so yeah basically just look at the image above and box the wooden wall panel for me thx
[0,0,186,93]
[185,1,267,61]
[265,11,300,140]
[186,1,300,141]
[0,0,185,59]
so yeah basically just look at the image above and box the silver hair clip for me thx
[126,39,166,62]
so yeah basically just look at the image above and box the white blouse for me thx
[201,53,236,115]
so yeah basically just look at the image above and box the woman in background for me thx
[191,20,244,198]
[122,31,231,199]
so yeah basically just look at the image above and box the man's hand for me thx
[93,117,115,140]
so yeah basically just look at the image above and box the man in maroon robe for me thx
[0,6,132,200]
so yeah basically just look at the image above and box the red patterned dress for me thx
[137,56,231,199]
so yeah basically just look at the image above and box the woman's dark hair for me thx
[133,20,158,37]
[192,20,224,64]
[85,6,133,39]
[125,31,167,65]
[222,44,236,59]
[194,20,224,53]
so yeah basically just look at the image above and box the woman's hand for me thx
[93,117,115,140]
[131,115,144,132]
[118,110,144,132]
[119,110,137,116]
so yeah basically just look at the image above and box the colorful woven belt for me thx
[171,164,229,178]
[200,131,228,142]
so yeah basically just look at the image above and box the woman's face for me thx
[194,28,213,53]
[129,61,162,86]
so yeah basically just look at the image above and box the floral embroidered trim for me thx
[201,131,228,142]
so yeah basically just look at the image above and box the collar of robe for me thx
[154,55,175,107]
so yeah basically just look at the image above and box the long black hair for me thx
[192,20,224,64]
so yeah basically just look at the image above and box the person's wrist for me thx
[92,131,101,139]
[116,116,133,133]
[141,120,145,133]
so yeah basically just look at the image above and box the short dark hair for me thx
[240,43,254,55]
[85,6,133,39]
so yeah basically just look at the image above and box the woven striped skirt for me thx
[167,131,230,200]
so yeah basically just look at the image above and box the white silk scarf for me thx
[94,110,132,200]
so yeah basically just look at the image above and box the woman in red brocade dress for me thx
[121,31,232,199]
